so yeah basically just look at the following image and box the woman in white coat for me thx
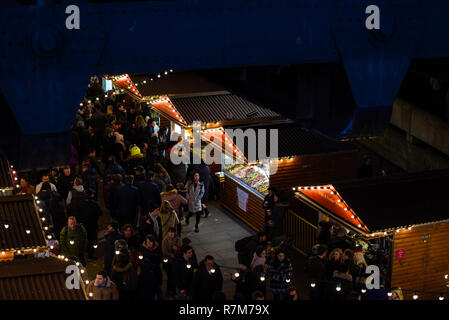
[185,171,205,233]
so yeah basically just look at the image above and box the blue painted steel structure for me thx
[0,0,449,168]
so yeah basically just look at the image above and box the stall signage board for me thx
[237,187,249,212]
[396,249,406,260]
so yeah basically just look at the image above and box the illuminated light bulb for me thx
[384,232,387,235]
[351,215,355,219]
[80,103,83,106]
[70,240,75,245]
[50,245,54,249]
[39,208,43,212]
[139,255,143,260]
[358,224,362,228]
[285,278,291,283]
[89,293,93,297]
[80,269,85,274]
[210,268,216,274]
[96,97,99,101]
[14,177,18,181]
[439,295,445,301]
[34,196,38,200]
[143,80,146,84]
[16,184,20,188]
[330,191,335,194]
[4,223,9,229]
[115,250,120,255]
[396,229,400,233]
[170,69,173,72]
[445,274,448,280]
[87,100,91,104]
[64,258,69,262]
[292,187,296,191]
[413,292,418,300]
[1,251,5,255]
[336,284,342,292]
[186,264,192,269]
[93,244,98,249]
[157,74,161,78]
[234,272,240,278]
[105,94,108,98]
[164,71,168,75]
[337,199,342,202]
[260,275,265,282]
[17,250,21,254]
[310,283,316,288]
[163,258,168,263]
[408,227,412,230]
[76,262,80,266]
[44,226,48,231]
[387,292,392,297]
[47,235,52,239]
[361,288,366,293]
[12,170,16,174]
[26,229,31,234]
[85,280,90,285]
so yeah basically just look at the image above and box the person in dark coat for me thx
[192,255,223,301]
[325,263,354,300]
[105,155,125,180]
[111,249,139,301]
[317,221,333,246]
[57,165,75,202]
[231,265,258,301]
[66,177,88,220]
[262,186,276,211]
[267,249,293,300]
[305,244,329,300]
[343,249,362,283]
[138,255,157,300]
[112,175,141,228]
[235,232,267,269]
[37,183,66,236]
[77,188,102,261]
[141,235,163,300]
[173,244,198,299]
[104,222,123,274]
[103,174,122,213]
[329,227,353,252]
[134,170,161,215]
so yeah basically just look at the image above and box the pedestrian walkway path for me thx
[180,201,254,299]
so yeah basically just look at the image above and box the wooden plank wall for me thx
[269,151,358,193]
[391,221,449,300]
[220,174,265,231]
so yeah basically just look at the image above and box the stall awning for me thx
[148,96,187,126]
[109,73,142,98]
[0,257,87,300]
[201,127,246,162]
[294,185,370,234]
[294,168,449,237]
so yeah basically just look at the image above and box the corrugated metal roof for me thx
[332,169,449,232]
[0,257,86,300]
[0,153,13,188]
[224,121,357,160]
[171,93,282,124]
[130,72,226,97]
[0,195,47,251]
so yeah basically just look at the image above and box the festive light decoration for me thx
[210,268,216,274]
[186,264,192,269]
[234,272,240,278]
[310,283,316,288]
[413,292,418,300]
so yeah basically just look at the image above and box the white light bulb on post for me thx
[310,283,316,288]
[70,240,75,245]
[163,258,168,263]
[234,272,240,278]
[186,264,192,269]
[336,284,341,292]
[210,268,216,274]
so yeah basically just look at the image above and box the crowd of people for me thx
[304,221,402,300]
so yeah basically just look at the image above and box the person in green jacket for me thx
[60,216,88,266]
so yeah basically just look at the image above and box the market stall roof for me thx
[201,127,246,162]
[0,194,47,253]
[294,169,449,236]
[0,257,86,300]
[129,71,226,97]
[148,96,187,126]
[332,169,449,232]
[0,153,13,189]
[109,73,142,98]
[225,121,357,161]
[170,93,282,124]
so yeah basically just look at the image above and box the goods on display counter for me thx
[224,163,270,196]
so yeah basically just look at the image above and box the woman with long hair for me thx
[154,162,172,193]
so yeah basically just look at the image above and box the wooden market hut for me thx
[0,256,87,300]
[219,120,358,232]
[0,194,47,261]
[293,169,449,300]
